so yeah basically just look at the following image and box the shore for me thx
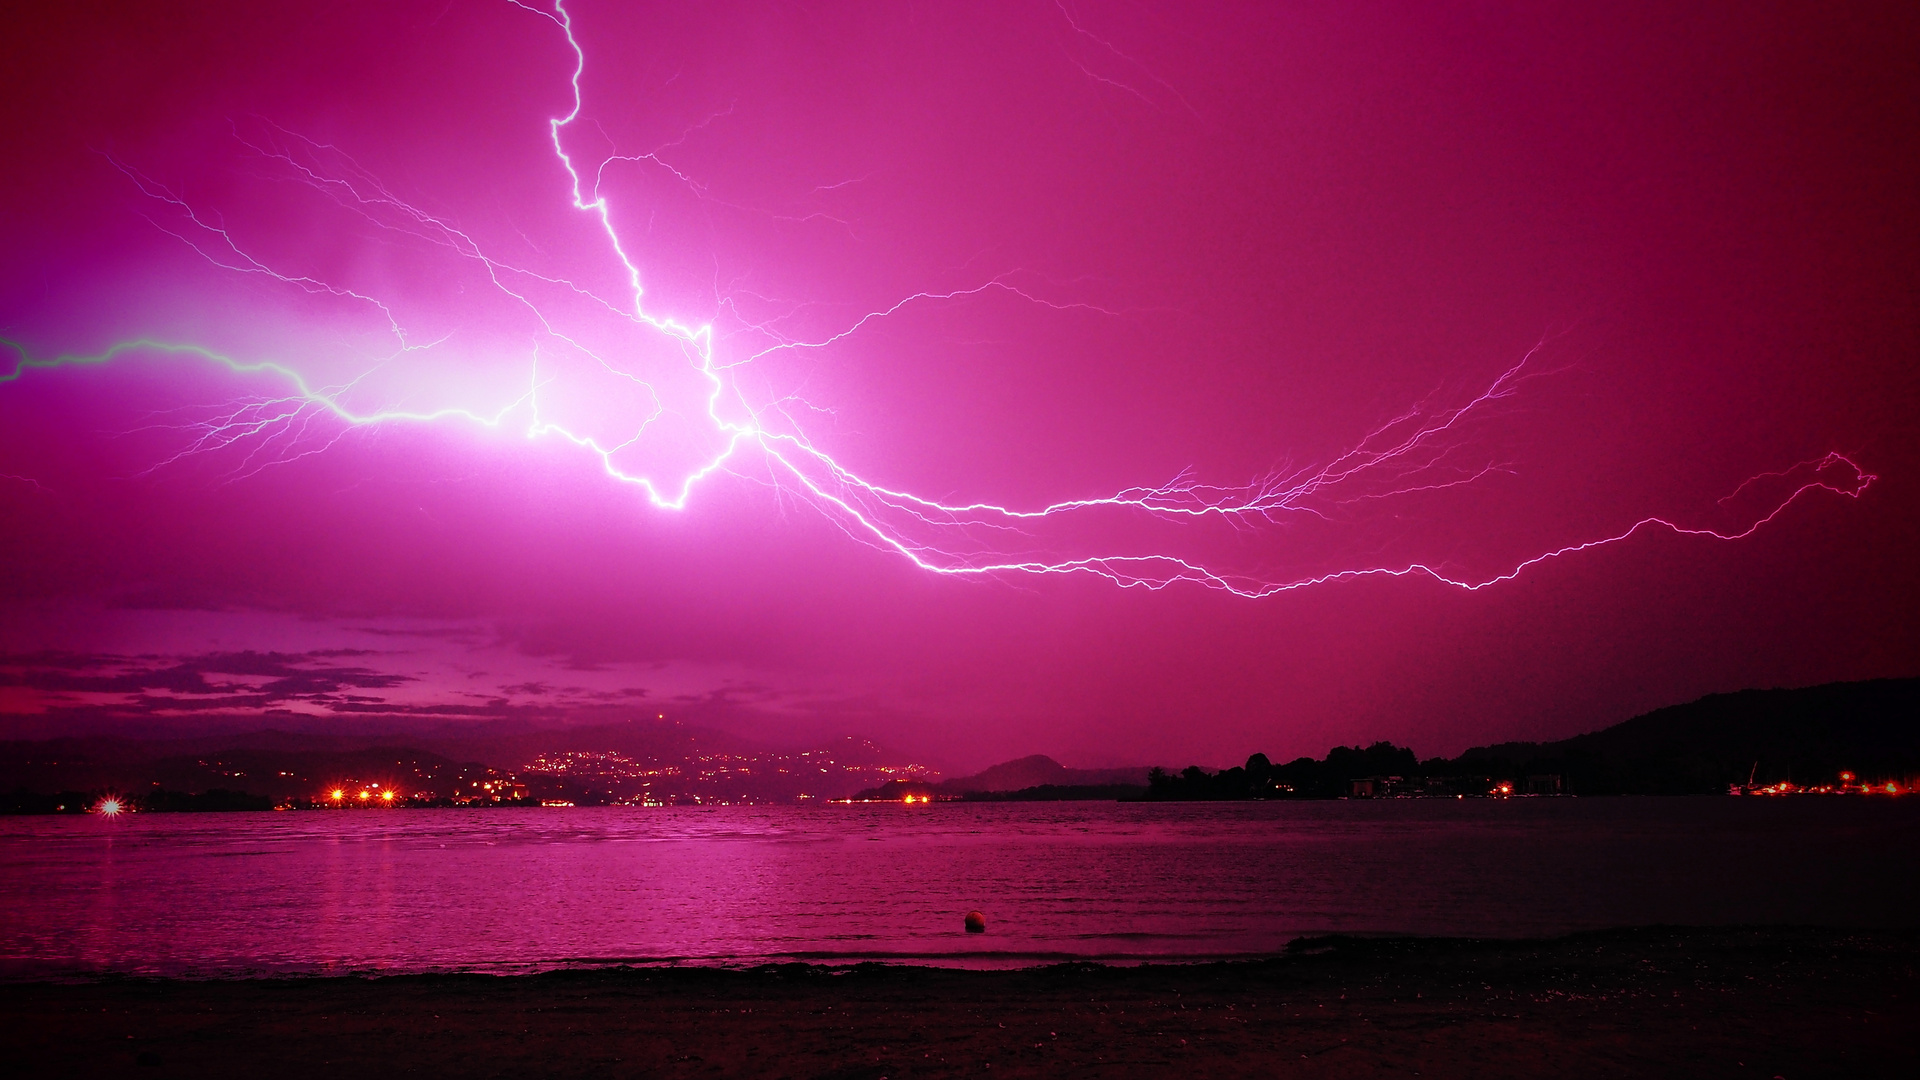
[6,927,1914,1078]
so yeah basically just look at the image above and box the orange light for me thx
[381,790,395,802]
[330,789,345,801]
[358,790,370,801]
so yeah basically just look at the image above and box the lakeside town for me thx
[13,742,1914,816]
[5,678,1915,813]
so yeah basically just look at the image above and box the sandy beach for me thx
[6,927,1913,1079]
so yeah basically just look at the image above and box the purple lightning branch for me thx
[1,0,1876,598]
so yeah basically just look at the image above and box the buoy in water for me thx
[964,910,987,933]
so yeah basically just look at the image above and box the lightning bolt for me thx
[1,0,1876,597]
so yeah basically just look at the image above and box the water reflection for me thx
[1,800,1915,976]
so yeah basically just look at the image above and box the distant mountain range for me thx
[3,676,1914,808]
[0,720,933,808]
[0,735,496,807]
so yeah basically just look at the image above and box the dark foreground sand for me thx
[6,928,1914,1079]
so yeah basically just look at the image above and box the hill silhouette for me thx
[1147,676,1920,798]
[935,754,1149,793]
[1438,676,1920,794]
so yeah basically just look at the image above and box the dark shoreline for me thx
[7,926,1915,1078]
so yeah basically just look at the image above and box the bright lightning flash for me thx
[0,1,1877,599]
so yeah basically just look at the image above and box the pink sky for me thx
[1,1,1914,770]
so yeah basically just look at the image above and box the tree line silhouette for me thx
[1147,742,1422,800]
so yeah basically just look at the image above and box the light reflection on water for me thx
[2,799,1915,976]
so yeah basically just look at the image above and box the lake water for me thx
[2,799,1916,977]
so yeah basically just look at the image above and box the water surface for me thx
[2,799,1914,976]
